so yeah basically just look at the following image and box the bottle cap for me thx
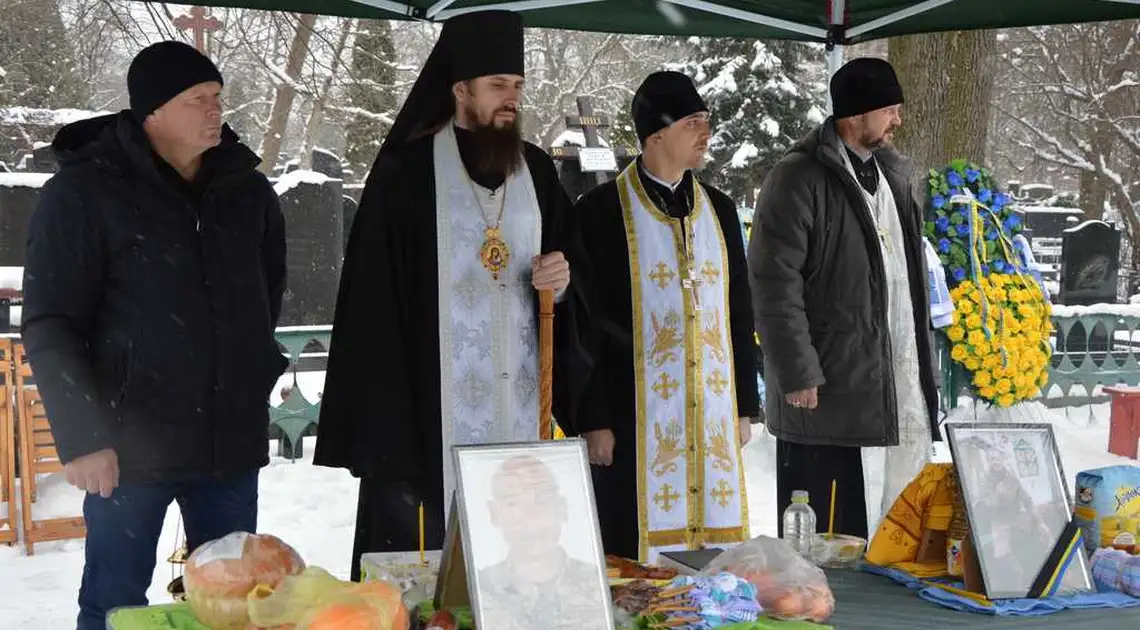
[791,490,810,504]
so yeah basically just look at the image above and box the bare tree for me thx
[257,12,317,174]
[993,21,1140,242]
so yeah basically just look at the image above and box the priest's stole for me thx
[616,163,749,563]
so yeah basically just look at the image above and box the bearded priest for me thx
[314,10,592,581]
[571,71,759,563]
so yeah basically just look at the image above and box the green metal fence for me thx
[269,326,332,458]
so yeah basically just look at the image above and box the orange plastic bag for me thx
[245,566,409,630]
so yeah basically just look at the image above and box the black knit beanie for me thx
[128,41,224,122]
[632,71,708,144]
[829,57,904,120]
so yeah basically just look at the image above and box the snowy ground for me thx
[1,399,1136,629]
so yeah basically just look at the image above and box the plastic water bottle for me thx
[783,490,817,556]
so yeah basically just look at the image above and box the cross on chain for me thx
[648,261,676,290]
[654,484,681,512]
[681,265,703,311]
[173,6,223,53]
[652,373,680,400]
[711,479,736,508]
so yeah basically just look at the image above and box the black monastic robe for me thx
[314,130,592,580]
[571,161,759,559]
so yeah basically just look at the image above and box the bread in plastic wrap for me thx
[183,532,306,630]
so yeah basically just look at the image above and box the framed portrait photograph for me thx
[452,439,614,630]
[946,422,1094,599]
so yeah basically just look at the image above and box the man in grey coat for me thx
[747,58,939,540]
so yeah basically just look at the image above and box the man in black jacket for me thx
[20,41,287,630]
[748,58,939,541]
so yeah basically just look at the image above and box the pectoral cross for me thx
[681,268,703,311]
[877,227,889,253]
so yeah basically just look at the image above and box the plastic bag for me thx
[183,532,305,630]
[699,536,834,622]
[244,566,410,630]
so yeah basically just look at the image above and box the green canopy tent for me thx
[144,0,1140,82]
[148,0,1140,44]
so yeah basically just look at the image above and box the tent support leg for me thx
[825,0,846,114]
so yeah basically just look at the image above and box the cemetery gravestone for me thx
[550,95,632,199]
[0,176,48,266]
[276,177,344,326]
[1057,220,1121,355]
[311,149,344,180]
[341,194,358,252]
[31,144,57,173]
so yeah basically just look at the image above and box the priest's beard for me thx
[465,102,524,177]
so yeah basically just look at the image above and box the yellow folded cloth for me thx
[865,462,956,578]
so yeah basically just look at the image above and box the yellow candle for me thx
[419,501,425,565]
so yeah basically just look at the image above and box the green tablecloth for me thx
[105,569,1140,629]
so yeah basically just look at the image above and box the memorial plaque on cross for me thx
[173,6,224,53]
[550,95,632,189]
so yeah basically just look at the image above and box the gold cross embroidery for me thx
[706,370,729,395]
[700,261,720,285]
[711,479,735,508]
[648,262,676,289]
[652,373,680,400]
[654,484,681,512]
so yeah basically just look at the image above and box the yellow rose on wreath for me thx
[965,313,983,330]
[965,357,981,371]
[951,344,968,361]
[996,378,1012,394]
[975,340,991,356]
[947,325,965,342]
[998,393,1015,408]
[958,299,975,314]
[967,330,986,346]
[974,370,992,388]
[980,386,997,399]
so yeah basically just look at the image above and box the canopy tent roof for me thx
[151,0,1140,43]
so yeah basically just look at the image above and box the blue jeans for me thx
[77,471,258,630]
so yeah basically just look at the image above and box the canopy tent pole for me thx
[436,0,603,19]
[344,0,418,16]
[847,0,959,38]
[661,0,828,39]
[826,0,846,116]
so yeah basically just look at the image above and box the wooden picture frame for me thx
[946,422,1094,599]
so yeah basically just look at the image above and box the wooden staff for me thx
[538,289,555,440]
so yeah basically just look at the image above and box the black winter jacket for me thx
[21,112,288,481]
[747,119,939,448]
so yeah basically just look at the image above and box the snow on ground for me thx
[1,400,1136,628]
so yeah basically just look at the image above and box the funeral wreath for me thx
[922,159,1053,408]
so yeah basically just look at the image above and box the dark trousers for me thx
[77,471,258,630]
[775,439,868,540]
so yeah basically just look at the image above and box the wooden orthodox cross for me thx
[549,95,632,189]
[173,6,223,53]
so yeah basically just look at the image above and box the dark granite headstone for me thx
[0,175,48,266]
[1021,207,1085,241]
[276,176,344,326]
[1059,221,1120,306]
[311,149,344,180]
[1057,220,1121,356]
[341,194,358,252]
[31,144,57,173]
